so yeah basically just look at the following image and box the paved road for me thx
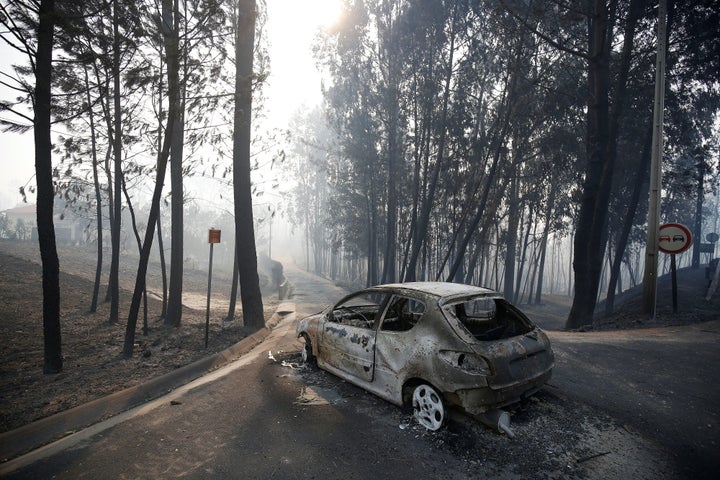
[2,264,718,479]
[549,324,720,479]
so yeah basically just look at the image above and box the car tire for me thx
[300,334,315,365]
[412,383,445,431]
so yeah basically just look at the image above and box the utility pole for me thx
[642,0,667,315]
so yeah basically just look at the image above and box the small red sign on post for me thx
[208,229,221,244]
[658,223,692,254]
[205,228,220,348]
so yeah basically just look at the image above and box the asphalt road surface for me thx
[2,265,718,479]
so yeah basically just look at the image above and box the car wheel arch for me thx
[402,377,443,406]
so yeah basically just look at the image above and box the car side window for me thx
[381,296,425,332]
[331,292,387,329]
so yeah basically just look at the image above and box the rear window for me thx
[442,297,533,341]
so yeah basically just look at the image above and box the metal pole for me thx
[641,0,667,315]
[205,242,214,348]
[670,254,678,313]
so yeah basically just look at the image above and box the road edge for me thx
[0,303,296,464]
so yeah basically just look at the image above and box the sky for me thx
[0,0,343,212]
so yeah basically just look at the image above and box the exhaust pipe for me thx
[477,409,515,438]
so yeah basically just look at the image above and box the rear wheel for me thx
[412,383,445,431]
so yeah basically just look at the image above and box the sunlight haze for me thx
[0,0,341,211]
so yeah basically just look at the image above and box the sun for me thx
[266,0,344,37]
[313,0,345,29]
[264,0,345,127]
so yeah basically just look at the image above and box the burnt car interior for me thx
[380,296,425,332]
[447,298,534,341]
[330,293,388,329]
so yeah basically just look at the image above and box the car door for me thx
[319,291,388,383]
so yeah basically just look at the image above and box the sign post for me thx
[205,228,221,348]
[658,223,692,313]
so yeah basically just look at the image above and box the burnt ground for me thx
[517,262,720,333]
[0,239,281,434]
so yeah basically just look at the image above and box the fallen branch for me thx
[576,451,611,464]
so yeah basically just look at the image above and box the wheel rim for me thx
[412,384,444,431]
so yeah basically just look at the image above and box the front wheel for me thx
[412,384,445,431]
[300,335,315,365]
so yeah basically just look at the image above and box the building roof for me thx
[2,204,36,215]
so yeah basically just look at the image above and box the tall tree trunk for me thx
[108,0,123,324]
[600,0,644,314]
[605,126,652,315]
[165,119,185,326]
[504,169,519,300]
[534,183,557,304]
[233,0,264,330]
[123,118,175,356]
[692,159,704,268]
[566,0,612,329]
[381,85,399,284]
[381,126,398,284]
[165,0,185,327]
[157,215,168,319]
[102,146,114,304]
[121,177,148,334]
[123,0,182,357]
[515,207,533,304]
[366,186,379,287]
[226,249,239,321]
[85,67,103,314]
[156,60,168,320]
[35,0,62,374]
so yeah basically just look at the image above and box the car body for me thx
[296,282,554,430]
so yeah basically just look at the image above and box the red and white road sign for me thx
[658,223,692,254]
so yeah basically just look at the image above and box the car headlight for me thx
[439,350,491,375]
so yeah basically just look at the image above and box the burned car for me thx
[296,282,554,431]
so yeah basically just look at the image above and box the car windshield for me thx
[330,292,388,329]
[442,296,534,341]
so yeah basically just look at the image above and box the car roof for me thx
[370,281,499,300]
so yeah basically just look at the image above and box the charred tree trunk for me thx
[233,0,264,330]
[504,170,519,300]
[566,0,612,329]
[157,202,168,319]
[534,183,557,305]
[121,177,148,334]
[85,67,103,314]
[226,249,239,321]
[123,0,181,357]
[605,126,652,315]
[35,0,62,374]
[155,62,168,320]
[108,0,123,324]
[165,0,185,327]
[123,120,175,356]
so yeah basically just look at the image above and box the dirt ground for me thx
[0,239,282,434]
